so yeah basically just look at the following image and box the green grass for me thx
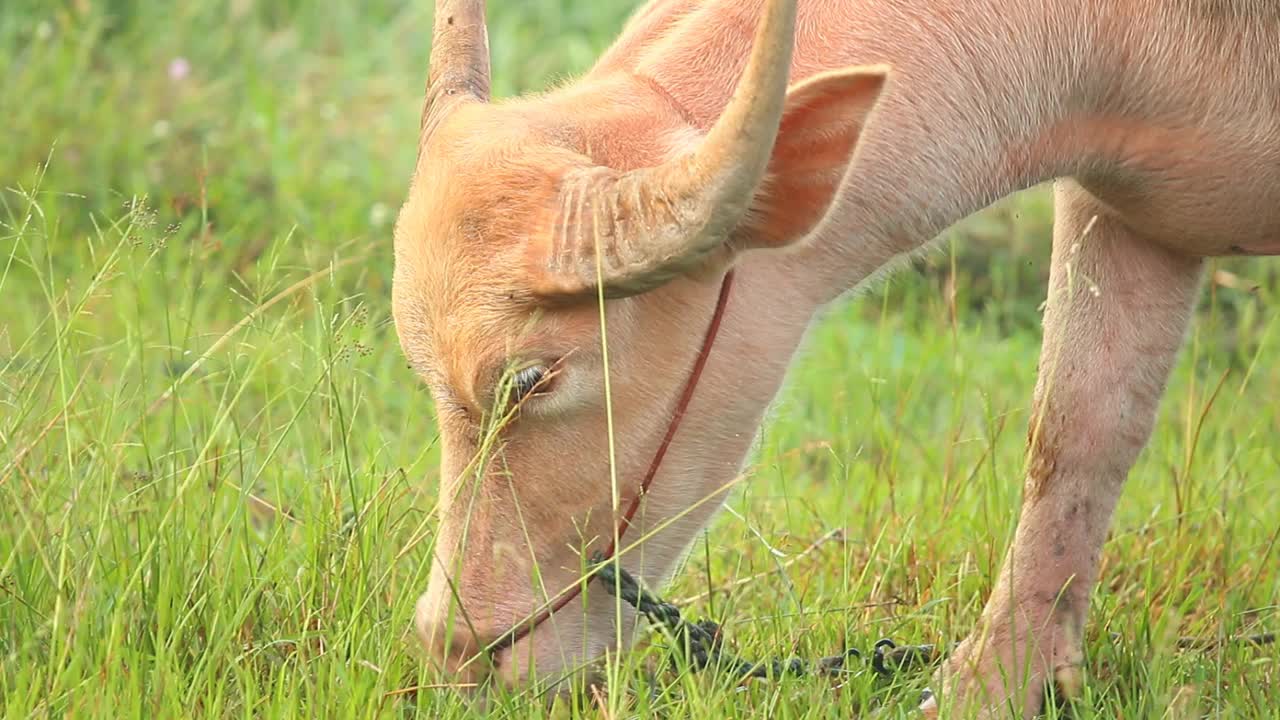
[3,1,1278,717]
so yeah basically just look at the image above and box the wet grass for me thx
[2,1,1278,717]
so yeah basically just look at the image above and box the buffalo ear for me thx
[738,65,889,249]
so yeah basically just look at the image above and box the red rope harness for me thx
[486,270,736,657]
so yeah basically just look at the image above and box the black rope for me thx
[590,553,943,681]
[589,554,1278,684]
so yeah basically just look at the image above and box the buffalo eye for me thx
[509,365,549,403]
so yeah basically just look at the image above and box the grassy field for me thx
[3,1,1278,717]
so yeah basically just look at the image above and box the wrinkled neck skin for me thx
[558,0,1097,591]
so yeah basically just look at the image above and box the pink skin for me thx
[396,0,1280,715]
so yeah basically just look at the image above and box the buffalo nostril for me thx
[421,626,496,688]
[415,596,496,683]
